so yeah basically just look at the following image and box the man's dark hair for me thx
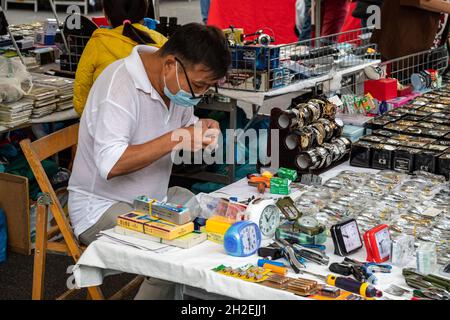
[159,23,231,80]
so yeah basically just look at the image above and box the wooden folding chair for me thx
[20,123,144,300]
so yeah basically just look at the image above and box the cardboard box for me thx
[205,216,233,245]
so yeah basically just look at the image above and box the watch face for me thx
[240,225,259,256]
[298,216,319,229]
[259,205,281,237]
[375,228,391,259]
[340,220,362,253]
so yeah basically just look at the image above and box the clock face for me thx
[259,205,281,238]
[340,220,362,253]
[239,225,259,256]
[375,227,391,259]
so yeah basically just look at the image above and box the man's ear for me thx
[163,55,177,72]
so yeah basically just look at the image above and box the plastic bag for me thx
[0,56,33,103]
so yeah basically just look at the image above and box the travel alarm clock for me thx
[224,221,262,257]
[330,219,363,256]
[364,224,391,263]
[246,198,282,239]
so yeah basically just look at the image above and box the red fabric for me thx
[338,3,363,43]
[341,3,362,33]
[321,0,350,36]
[208,0,297,44]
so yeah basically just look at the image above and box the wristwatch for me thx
[319,118,334,141]
[296,150,319,170]
[295,103,313,125]
[277,109,303,130]
[307,102,321,123]
[323,142,338,165]
[321,143,335,168]
[316,147,329,169]
[309,99,326,118]
[311,122,326,146]
[300,127,313,150]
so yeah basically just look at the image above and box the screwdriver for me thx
[300,270,383,298]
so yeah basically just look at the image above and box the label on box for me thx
[328,95,343,107]
[394,158,411,171]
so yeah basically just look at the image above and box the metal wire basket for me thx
[336,46,449,97]
[220,27,379,93]
[59,14,98,72]
[59,34,91,72]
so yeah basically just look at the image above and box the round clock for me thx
[224,221,262,257]
[246,199,282,239]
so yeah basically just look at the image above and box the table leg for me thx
[174,283,186,300]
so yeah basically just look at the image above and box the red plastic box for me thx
[364,78,398,101]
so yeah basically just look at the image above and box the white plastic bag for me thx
[0,56,33,103]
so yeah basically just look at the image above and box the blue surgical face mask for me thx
[163,62,202,108]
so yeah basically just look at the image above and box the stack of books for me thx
[31,73,74,112]
[25,86,58,118]
[0,99,34,127]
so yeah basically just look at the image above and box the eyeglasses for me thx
[174,57,218,100]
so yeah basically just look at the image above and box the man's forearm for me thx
[401,0,450,13]
[107,131,179,180]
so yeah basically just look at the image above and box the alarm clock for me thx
[364,224,391,263]
[246,198,282,239]
[224,221,262,257]
[330,219,363,256]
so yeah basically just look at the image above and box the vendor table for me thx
[0,108,79,135]
[72,162,419,301]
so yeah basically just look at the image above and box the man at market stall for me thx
[68,23,231,299]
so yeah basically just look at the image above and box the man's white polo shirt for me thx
[68,45,198,237]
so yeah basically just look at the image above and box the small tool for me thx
[247,174,270,194]
[258,243,284,260]
[299,270,383,298]
[275,239,306,273]
[292,244,330,265]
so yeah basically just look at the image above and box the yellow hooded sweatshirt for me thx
[73,24,167,115]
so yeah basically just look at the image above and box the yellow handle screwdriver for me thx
[301,270,383,298]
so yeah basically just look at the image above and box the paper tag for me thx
[422,207,442,218]
[328,95,343,107]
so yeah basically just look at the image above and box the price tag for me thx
[328,95,343,107]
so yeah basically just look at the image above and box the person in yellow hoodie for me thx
[73,0,167,115]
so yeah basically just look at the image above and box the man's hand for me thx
[172,119,221,153]
[199,119,220,149]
